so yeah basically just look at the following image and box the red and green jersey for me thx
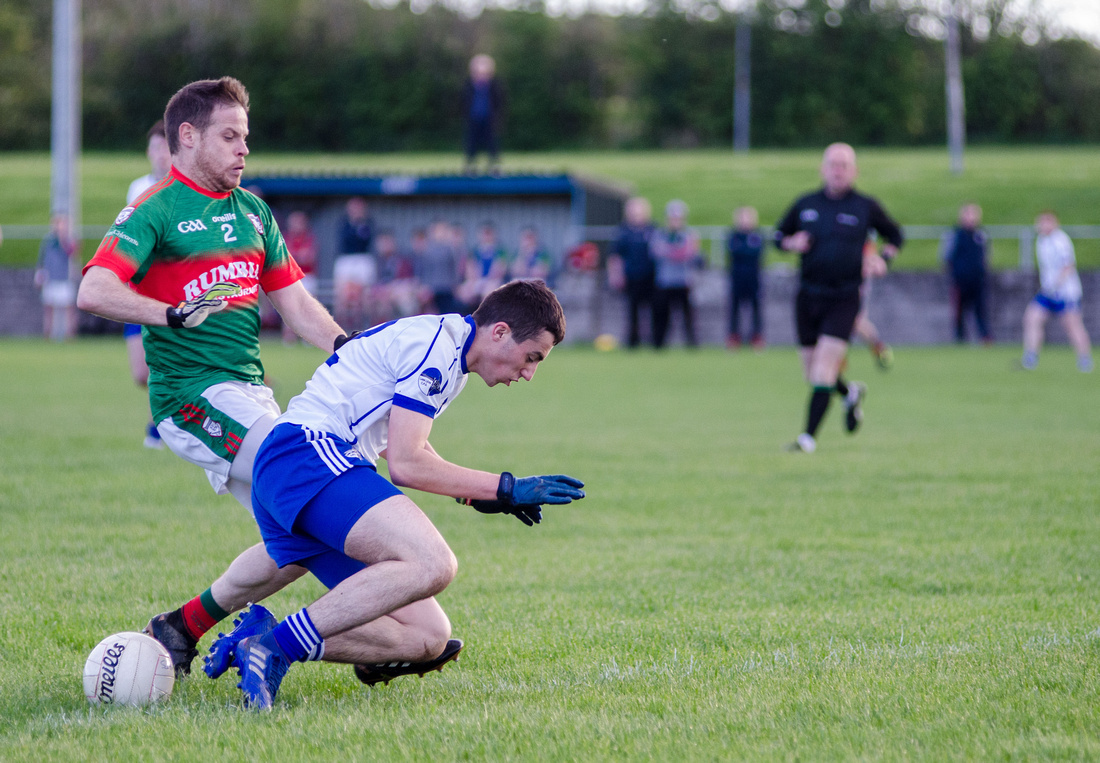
[85,167,303,421]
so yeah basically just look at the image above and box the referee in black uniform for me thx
[774,143,904,453]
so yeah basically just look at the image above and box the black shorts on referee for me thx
[796,286,862,347]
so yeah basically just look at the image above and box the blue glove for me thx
[457,497,543,527]
[497,472,585,506]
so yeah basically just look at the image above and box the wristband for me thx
[497,472,515,504]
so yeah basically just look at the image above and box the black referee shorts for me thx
[795,288,861,347]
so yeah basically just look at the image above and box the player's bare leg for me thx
[322,597,452,664]
[307,495,458,638]
[1061,311,1093,371]
[1021,303,1047,368]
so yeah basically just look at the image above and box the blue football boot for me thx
[235,635,291,711]
[203,604,277,679]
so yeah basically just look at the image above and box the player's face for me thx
[192,105,250,192]
[478,327,556,387]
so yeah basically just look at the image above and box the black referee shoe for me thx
[353,639,464,687]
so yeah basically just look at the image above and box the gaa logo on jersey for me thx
[246,213,264,236]
[800,209,819,223]
[418,368,444,396]
[201,416,224,438]
[114,207,136,226]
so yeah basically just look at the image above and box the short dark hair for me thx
[146,120,166,143]
[164,77,250,154]
[472,280,565,345]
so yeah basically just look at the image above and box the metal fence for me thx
[576,225,1100,271]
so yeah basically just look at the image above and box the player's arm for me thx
[77,266,171,326]
[869,200,904,260]
[385,405,503,499]
[266,280,346,353]
[385,406,585,506]
[773,204,810,253]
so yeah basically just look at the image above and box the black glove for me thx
[166,281,241,329]
[457,497,543,527]
[333,330,362,352]
[497,472,585,506]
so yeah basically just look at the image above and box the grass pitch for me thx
[0,338,1098,760]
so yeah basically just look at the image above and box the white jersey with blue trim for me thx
[279,313,475,466]
[1036,229,1082,302]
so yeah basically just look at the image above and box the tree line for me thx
[2,0,1099,153]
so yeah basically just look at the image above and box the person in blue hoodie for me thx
[941,203,992,344]
[726,206,765,350]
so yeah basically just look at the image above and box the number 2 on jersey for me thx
[222,223,237,243]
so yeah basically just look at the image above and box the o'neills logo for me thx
[183,262,260,300]
[97,641,126,703]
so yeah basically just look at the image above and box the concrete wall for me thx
[557,267,1100,347]
[3,266,1096,345]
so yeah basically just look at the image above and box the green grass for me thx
[1,338,1098,759]
[2,146,1099,268]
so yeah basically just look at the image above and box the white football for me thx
[83,631,175,706]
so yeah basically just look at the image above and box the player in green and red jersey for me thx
[78,77,347,676]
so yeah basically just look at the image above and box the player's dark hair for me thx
[146,120,166,143]
[164,77,250,154]
[473,279,565,346]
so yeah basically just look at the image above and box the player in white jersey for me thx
[1021,212,1092,372]
[124,120,173,449]
[202,280,586,709]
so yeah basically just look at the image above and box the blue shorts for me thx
[123,323,142,338]
[1034,293,1080,314]
[252,423,403,587]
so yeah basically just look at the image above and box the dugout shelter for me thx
[243,171,630,306]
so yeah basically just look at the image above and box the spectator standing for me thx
[283,211,319,342]
[371,229,425,323]
[333,197,375,330]
[124,120,173,448]
[1021,212,1093,372]
[35,214,79,341]
[462,54,505,175]
[651,200,703,349]
[774,143,904,453]
[417,221,465,315]
[511,226,554,284]
[607,197,656,348]
[726,206,765,350]
[941,203,992,345]
[459,221,508,308]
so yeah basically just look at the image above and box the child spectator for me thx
[941,203,992,344]
[35,214,78,341]
[511,226,554,284]
[726,206,765,350]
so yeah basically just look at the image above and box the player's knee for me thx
[418,543,458,597]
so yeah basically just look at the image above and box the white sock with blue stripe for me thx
[269,608,324,663]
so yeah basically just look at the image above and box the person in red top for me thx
[281,210,319,342]
[77,76,347,677]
